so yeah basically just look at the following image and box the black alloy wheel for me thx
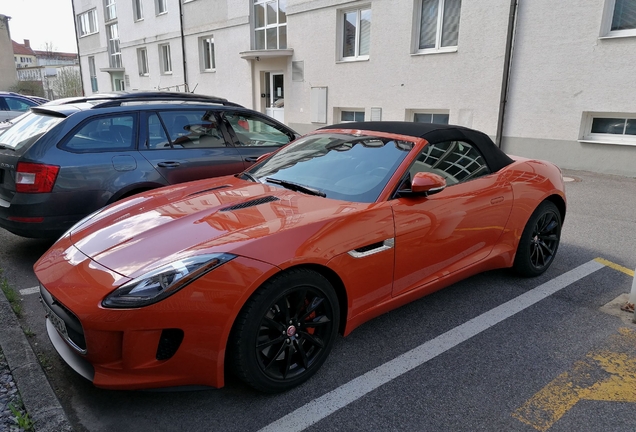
[230,269,339,393]
[513,200,562,277]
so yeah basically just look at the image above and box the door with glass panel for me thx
[264,72,284,123]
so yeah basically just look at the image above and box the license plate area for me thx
[42,297,69,340]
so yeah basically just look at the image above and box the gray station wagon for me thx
[0,92,298,238]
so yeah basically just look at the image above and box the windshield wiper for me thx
[240,172,259,183]
[265,177,326,197]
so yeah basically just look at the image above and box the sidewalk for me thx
[0,286,73,432]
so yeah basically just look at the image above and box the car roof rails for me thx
[53,91,243,108]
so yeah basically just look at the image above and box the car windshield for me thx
[0,112,63,151]
[248,133,414,203]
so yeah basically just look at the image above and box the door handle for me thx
[244,157,259,163]
[158,161,181,168]
[490,196,504,205]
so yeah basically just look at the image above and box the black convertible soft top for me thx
[320,121,514,173]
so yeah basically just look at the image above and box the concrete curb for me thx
[0,288,73,432]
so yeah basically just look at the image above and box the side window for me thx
[63,115,136,152]
[146,113,170,149]
[224,112,291,147]
[409,140,490,186]
[157,110,227,148]
[6,97,35,111]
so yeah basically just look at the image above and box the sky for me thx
[2,0,77,53]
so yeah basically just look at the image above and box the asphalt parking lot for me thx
[1,169,635,432]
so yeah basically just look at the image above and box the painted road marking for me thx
[594,258,634,277]
[258,259,605,432]
[512,327,636,431]
[19,286,40,296]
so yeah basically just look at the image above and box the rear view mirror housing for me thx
[399,172,446,197]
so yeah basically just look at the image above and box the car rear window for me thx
[0,112,63,151]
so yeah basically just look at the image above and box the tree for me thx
[51,67,83,99]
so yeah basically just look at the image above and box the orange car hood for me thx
[70,177,378,279]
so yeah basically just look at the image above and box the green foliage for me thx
[0,273,22,317]
[9,402,34,431]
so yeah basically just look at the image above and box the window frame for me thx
[159,43,172,74]
[413,0,461,55]
[60,113,138,153]
[338,6,372,62]
[600,0,636,39]
[156,0,167,15]
[107,23,122,68]
[580,112,636,146]
[409,109,450,124]
[77,9,98,37]
[339,109,365,123]
[104,0,117,22]
[253,0,288,50]
[137,47,149,76]
[200,36,216,72]
[133,0,144,21]
[88,56,99,92]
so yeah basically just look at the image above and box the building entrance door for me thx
[264,72,284,123]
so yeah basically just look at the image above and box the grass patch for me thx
[9,401,34,431]
[0,270,23,318]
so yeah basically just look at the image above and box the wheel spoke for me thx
[290,289,307,319]
[256,335,285,350]
[264,341,287,370]
[539,234,558,242]
[300,297,325,321]
[283,345,293,379]
[543,220,558,233]
[298,330,324,349]
[262,316,285,332]
[275,297,291,324]
[303,314,331,328]
[295,340,309,370]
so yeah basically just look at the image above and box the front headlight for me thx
[102,253,236,308]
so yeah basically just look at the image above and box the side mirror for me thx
[400,172,446,197]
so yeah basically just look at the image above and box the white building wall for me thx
[503,0,636,176]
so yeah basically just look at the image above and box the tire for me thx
[513,200,562,277]
[229,269,340,393]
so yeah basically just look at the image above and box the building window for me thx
[413,112,450,124]
[104,0,117,21]
[159,44,172,74]
[416,0,461,53]
[340,110,365,122]
[253,0,287,50]
[582,113,636,145]
[602,0,636,37]
[200,37,215,71]
[340,7,371,60]
[77,9,98,37]
[107,24,122,68]
[133,0,144,21]
[137,48,149,76]
[88,56,98,92]
[156,0,167,15]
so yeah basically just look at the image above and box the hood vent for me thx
[220,196,279,211]
[186,184,230,198]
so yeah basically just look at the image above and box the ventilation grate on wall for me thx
[292,61,304,82]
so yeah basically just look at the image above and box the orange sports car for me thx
[34,122,565,392]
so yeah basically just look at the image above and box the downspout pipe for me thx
[70,0,85,96]
[495,0,519,148]
[178,0,189,92]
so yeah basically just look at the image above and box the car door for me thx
[221,110,295,166]
[391,140,513,297]
[139,110,245,184]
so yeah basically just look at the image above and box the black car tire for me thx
[513,200,562,277]
[229,268,339,393]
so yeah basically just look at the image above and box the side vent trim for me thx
[185,184,231,198]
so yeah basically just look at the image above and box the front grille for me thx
[220,196,279,211]
[40,285,86,352]
[156,329,184,361]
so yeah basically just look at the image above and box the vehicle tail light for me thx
[15,162,59,193]
[7,216,44,223]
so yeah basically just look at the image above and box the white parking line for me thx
[258,259,605,432]
[19,286,40,296]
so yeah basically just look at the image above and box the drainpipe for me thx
[495,0,519,148]
[178,0,189,92]
[70,0,85,96]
